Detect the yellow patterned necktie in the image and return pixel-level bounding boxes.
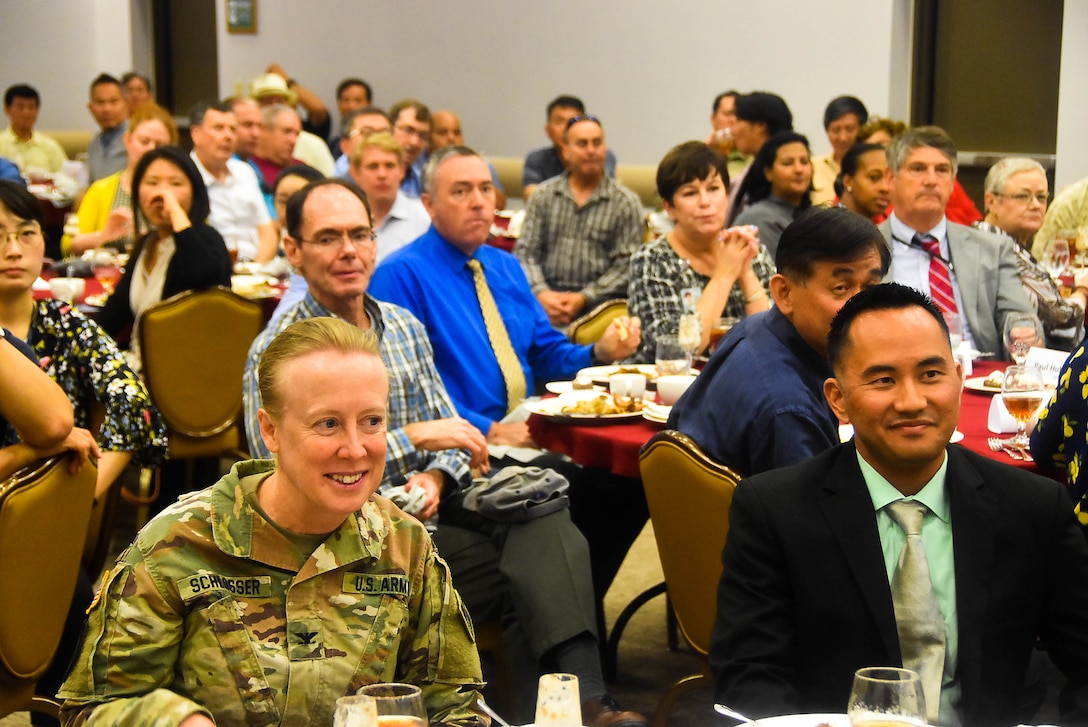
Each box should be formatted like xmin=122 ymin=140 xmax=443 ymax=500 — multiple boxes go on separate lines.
xmin=467 ymin=259 xmax=527 ymax=413
xmin=886 ymin=499 xmax=946 ymax=724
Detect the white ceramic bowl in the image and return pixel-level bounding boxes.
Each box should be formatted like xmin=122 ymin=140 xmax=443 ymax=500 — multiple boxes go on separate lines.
xmin=657 ymin=374 xmax=696 ymax=406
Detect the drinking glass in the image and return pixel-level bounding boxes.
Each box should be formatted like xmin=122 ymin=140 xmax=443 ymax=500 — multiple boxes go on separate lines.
xmin=941 ymin=311 xmax=963 ymax=351
xmin=677 ymin=313 xmax=702 ymax=368
xmin=1002 ymin=313 xmax=1044 ymax=365
xmin=535 ymin=673 xmax=581 ymax=727
xmin=1044 ymin=239 xmax=1070 ymax=279
xmin=92 ymin=252 xmax=122 ymax=296
xmin=1002 ymin=365 xmax=1045 ymax=449
xmin=847 ymin=666 xmax=926 ymax=726
xmin=356 ymin=683 xmax=427 ymax=727
xmin=709 ymin=316 xmax=740 ymax=354
xmin=334 ymin=694 xmax=378 ymax=727
xmin=655 ymin=333 xmax=688 ymax=376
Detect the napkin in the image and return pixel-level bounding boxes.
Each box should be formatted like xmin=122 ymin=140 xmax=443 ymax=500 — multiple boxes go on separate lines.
xmin=987 ymin=396 xmax=1019 ymax=434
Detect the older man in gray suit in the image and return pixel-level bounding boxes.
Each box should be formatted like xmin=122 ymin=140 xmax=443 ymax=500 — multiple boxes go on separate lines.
xmin=878 ymin=126 xmax=1035 ymax=358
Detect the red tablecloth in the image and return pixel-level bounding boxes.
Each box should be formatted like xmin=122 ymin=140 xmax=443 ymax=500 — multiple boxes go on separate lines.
xmin=528 ymin=360 xmax=1064 ymax=481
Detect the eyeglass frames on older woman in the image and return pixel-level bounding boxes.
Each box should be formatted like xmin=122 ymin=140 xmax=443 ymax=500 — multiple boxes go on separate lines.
xmin=994 ymin=191 xmax=1049 ymax=206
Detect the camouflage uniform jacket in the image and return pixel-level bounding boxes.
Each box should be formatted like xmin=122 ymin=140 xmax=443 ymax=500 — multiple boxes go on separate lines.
xmin=59 ymin=460 xmax=487 ymax=727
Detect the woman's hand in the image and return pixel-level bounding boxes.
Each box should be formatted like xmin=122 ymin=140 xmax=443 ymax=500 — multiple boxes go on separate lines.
xmin=713 ymin=225 xmax=760 ymax=280
xmin=151 ymin=189 xmax=192 ymax=234
xmin=101 ymin=208 xmax=134 ymax=242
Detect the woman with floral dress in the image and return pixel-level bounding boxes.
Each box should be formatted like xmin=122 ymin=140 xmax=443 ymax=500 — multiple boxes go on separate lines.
xmin=0 ymin=179 xmax=166 ymax=500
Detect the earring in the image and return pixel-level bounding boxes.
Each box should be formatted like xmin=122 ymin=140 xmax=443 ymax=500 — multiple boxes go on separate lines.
xmin=845 ymin=186 xmax=853 ymax=192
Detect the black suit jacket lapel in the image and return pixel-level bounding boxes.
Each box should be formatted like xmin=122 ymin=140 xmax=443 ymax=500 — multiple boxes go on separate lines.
xmin=816 ymin=445 xmax=902 ymax=660
xmin=946 ymin=445 xmax=996 ymax=710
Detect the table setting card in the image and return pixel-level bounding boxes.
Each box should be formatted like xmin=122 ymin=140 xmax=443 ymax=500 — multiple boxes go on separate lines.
xmin=1024 ymin=346 xmax=1071 ymax=388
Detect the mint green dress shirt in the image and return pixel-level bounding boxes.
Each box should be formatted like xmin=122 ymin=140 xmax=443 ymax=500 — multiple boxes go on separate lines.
xmin=858 ymin=451 xmax=962 ymax=727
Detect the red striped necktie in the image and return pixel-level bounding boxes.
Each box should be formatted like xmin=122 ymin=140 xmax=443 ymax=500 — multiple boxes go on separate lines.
xmin=916 ymin=234 xmax=958 ymax=314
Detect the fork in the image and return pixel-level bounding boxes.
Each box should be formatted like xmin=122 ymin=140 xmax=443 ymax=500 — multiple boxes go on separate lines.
xmin=988 ymin=437 xmax=1023 ymax=460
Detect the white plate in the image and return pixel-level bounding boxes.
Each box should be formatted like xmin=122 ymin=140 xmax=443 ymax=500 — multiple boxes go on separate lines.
xmin=642 ymin=402 xmax=672 ymax=423
xmin=964 ymin=376 xmax=1002 ymax=394
xmin=545 ymin=381 xmax=603 ymax=395
xmin=839 ymin=423 xmax=963 ymax=444
xmin=752 ymin=715 xmax=848 ymax=727
xmin=577 ymin=363 xmax=660 ymax=381
xmin=523 ymin=392 xmax=644 ymax=423
xmin=231 ymin=274 xmax=278 ymax=298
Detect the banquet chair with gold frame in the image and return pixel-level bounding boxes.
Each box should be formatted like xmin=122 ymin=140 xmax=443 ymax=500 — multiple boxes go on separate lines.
xmin=638 ymin=429 xmax=741 ymax=726
xmin=0 ymin=455 xmax=97 ymax=719
xmin=566 ymin=299 xmax=628 ymax=345
xmin=136 ymin=287 xmax=263 ymax=523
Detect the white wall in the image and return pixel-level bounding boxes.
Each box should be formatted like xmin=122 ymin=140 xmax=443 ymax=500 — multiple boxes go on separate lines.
xmin=0 ymin=0 xmax=135 ymax=131
xmin=1055 ymin=0 xmax=1088 ymax=191
xmin=215 ymin=0 xmax=903 ymax=164
xmin=3 ymin=0 xmax=1083 ymax=184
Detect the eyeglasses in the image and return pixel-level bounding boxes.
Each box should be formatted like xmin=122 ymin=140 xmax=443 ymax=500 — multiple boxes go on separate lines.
xmin=0 ymin=228 xmax=42 ymax=247
xmin=565 ymin=114 xmax=601 ymax=130
xmin=393 ymin=124 xmax=428 ymax=140
xmin=348 ymin=125 xmax=389 ymax=140
xmin=298 ymin=228 xmax=377 ymax=248
xmin=995 ymin=191 xmax=1049 ymax=206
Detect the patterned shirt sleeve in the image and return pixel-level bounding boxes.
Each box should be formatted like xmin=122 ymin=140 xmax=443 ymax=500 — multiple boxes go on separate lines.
xmin=581 ymin=187 xmax=642 ymax=305
xmin=31 ymin=300 xmax=167 ymax=466
xmin=379 ymin=304 xmax=472 ymax=490
xmin=515 ymin=188 xmax=552 ymax=293
xmin=1031 ymin=345 xmax=1088 ymax=506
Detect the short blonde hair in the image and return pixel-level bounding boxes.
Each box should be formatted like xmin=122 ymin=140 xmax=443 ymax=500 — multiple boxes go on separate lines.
xmin=127 ymin=102 xmax=179 ymax=145
xmin=258 ymin=317 xmax=381 ymax=420
xmin=350 ymin=131 xmax=403 ymax=168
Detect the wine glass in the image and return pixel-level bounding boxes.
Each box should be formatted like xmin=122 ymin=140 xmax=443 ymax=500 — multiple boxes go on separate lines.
xmin=92 ymin=251 xmax=122 ymax=296
xmin=941 ymin=311 xmax=963 ymax=352
xmin=677 ymin=313 xmax=701 ymax=369
xmin=1002 ymin=313 xmax=1044 ymax=365
xmin=1002 ymin=365 xmax=1045 ymax=449
xmin=847 ymin=666 xmax=927 ymax=726
xmin=1044 ymin=239 xmax=1070 ymax=280
xmin=709 ymin=316 xmax=740 ymax=354
xmin=356 ymin=683 xmax=427 ymax=727
xmin=334 ymin=694 xmax=378 ymax=727
xmin=535 ymin=673 xmax=581 ymax=727
xmin=655 ymin=333 xmax=688 ymax=376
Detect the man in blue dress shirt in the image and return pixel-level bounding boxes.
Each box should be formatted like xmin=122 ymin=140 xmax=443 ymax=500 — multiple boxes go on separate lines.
xmin=370 ymin=145 xmax=647 ymax=607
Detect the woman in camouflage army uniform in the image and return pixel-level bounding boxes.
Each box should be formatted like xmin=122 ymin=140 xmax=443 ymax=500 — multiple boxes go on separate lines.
xmin=60 ymin=318 xmax=487 ymax=727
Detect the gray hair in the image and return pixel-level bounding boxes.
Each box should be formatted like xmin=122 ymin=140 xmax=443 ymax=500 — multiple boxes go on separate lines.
xmin=984 ymin=157 xmax=1047 ymax=196
xmin=885 ymin=125 xmax=958 ymax=177
xmin=421 ymin=145 xmax=482 ymax=196
xmin=261 ymin=103 xmax=299 ymax=127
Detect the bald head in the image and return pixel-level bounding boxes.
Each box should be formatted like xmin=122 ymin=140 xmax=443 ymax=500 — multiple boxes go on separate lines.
xmin=429 ymin=110 xmax=463 ymax=151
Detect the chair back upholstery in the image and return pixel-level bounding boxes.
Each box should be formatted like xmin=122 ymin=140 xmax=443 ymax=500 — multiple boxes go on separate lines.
xmin=566 ymin=299 xmax=628 ymax=345
xmin=81 ymin=399 xmax=118 ymax=574
xmin=138 ymin=287 xmax=263 ymax=460
xmin=0 ymin=456 xmax=96 ymax=716
xmin=639 ymin=429 xmax=741 ymax=656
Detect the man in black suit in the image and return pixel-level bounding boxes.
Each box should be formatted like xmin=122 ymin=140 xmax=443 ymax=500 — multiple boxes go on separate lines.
xmin=710 ymin=283 xmax=1088 ymax=726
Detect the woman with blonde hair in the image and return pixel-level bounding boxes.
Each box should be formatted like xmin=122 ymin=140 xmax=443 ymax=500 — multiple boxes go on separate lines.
xmin=59 ymin=316 xmax=487 ymax=727
xmin=64 ymin=102 xmax=178 ymax=255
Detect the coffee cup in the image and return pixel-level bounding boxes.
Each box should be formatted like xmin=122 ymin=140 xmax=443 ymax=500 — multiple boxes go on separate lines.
xmin=657 ymin=374 xmax=696 ymax=406
xmin=609 ymin=373 xmax=647 ymax=399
